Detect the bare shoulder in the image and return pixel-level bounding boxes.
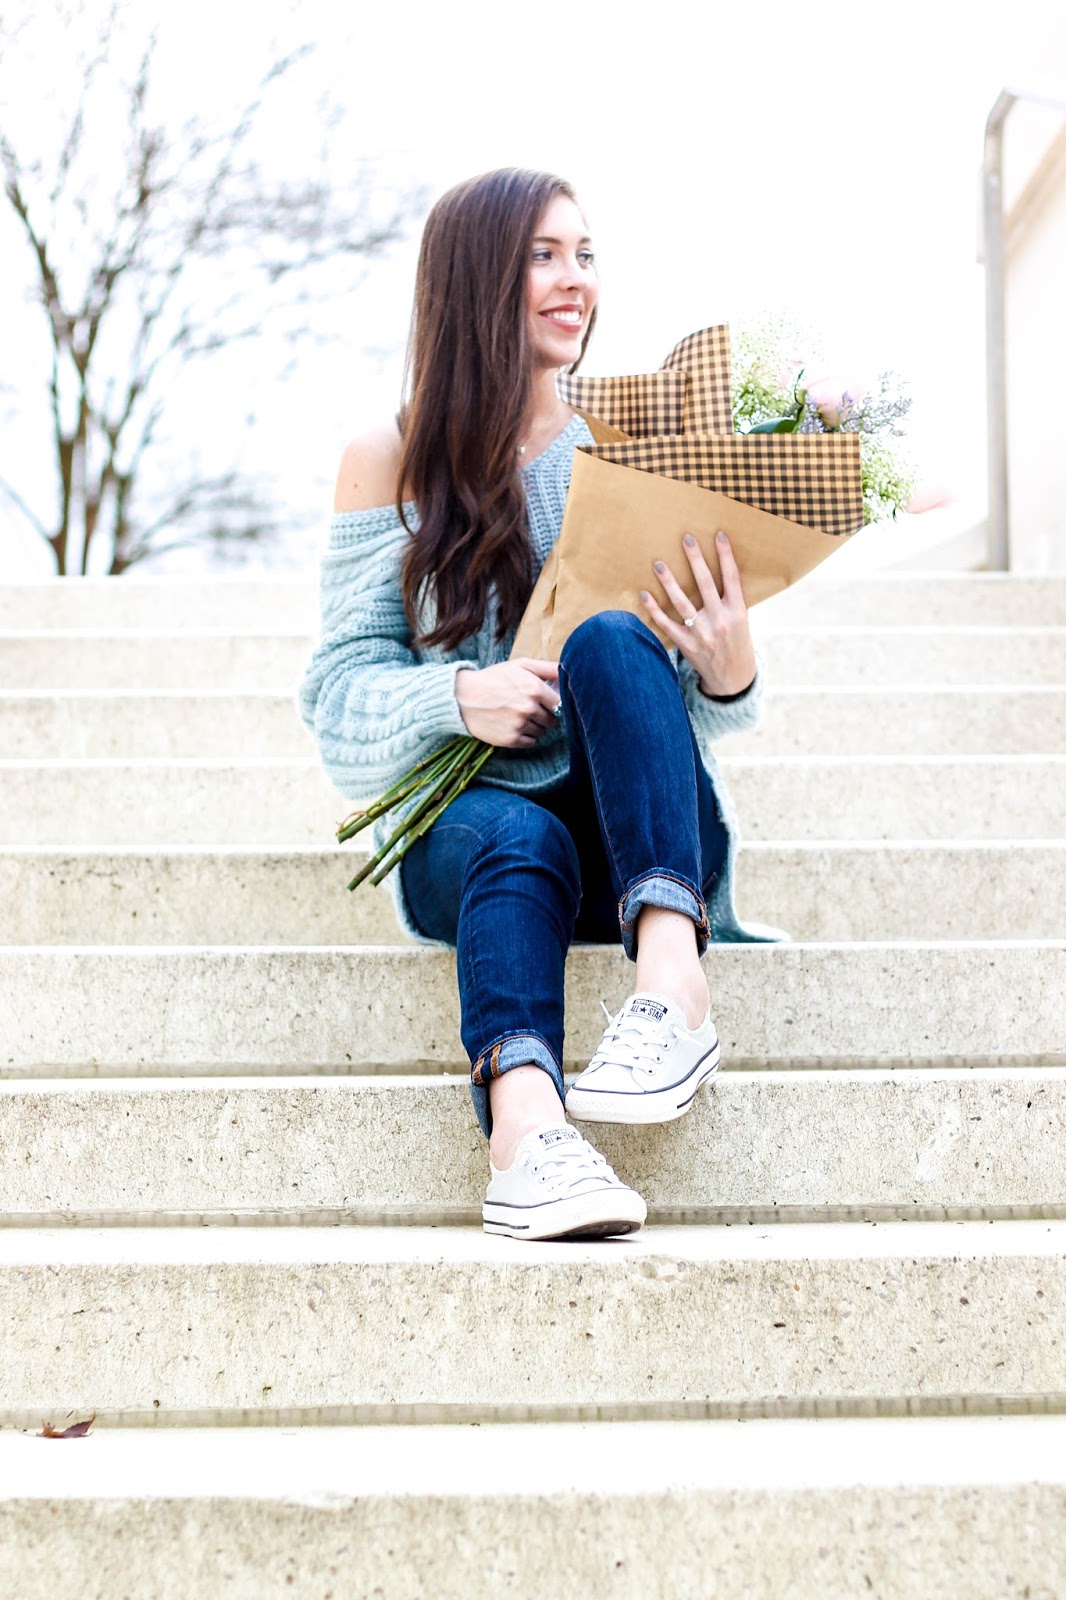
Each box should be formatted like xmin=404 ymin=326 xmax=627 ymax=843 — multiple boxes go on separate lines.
xmin=333 ymin=420 xmax=404 ymax=513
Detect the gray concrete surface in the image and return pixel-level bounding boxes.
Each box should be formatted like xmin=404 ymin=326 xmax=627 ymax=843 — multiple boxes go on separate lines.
xmin=2 ymin=754 xmax=1064 ymax=846
xmin=4 ymin=623 xmax=1065 ymax=691
xmin=7 ymin=685 xmax=1066 ymax=761
xmin=1 ymin=1069 xmax=1063 ymax=1224
xmin=1 ymin=941 xmax=1064 ymax=1073
xmin=2 ymin=841 xmax=1063 ymax=944
xmin=0 ymin=1222 xmax=1064 ymax=1419
xmin=2 ymin=1417 xmax=1065 ymax=1598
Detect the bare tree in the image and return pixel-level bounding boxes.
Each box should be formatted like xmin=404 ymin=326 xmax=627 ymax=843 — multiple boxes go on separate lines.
xmin=0 ymin=2 xmax=422 ymax=574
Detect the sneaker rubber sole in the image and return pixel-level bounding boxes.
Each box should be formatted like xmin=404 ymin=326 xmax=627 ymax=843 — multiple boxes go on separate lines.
xmin=565 ymin=1039 xmax=721 ymax=1126
xmin=482 ymin=1188 xmax=646 ymax=1241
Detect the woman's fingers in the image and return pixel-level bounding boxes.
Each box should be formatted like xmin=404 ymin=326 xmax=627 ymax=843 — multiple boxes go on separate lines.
xmin=533 ymin=681 xmax=562 ymax=712
xmin=639 ymin=585 xmax=687 ymax=649
xmin=658 ymin=532 xmax=746 ymax=618
xmin=652 ymin=558 xmax=699 ymax=624
xmin=515 ymin=661 xmax=562 ymax=714
xmin=516 ymin=658 xmax=562 ymax=682
xmin=517 ymin=686 xmax=558 ymax=726
xmin=680 ymin=533 xmax=724 ymax=613
xmin=524 ymin=690 xmax=559 ymax=729
xmin=655 ymin=536 xmax=735 ymax=624
xmin=713 ymin=530 xmax=746 ymax=608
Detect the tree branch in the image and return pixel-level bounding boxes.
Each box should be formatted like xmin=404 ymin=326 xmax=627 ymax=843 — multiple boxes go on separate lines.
xmin=1 ymin=9 xmax=421 ymax=574
xmin=0 ymin=474 xmax=49 ymax=538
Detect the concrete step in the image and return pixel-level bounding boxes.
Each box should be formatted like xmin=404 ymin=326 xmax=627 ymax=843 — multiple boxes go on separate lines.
xmin=760 ymin=571 xmax=1066 ymax=626
xmin=4 ymin=625 xmax=1065 ymax=693
xmin=2 ymin=1417 xmax=1064 ymax=1599
xmin=718 ymin=685 xmax=1066 ymax=757
xmin=752 ymin=625 xmax=1066 ymax=686
xmin=0 ymin=1221 xmax=1063 ymax=1423
xmin=0 ymin=577 xmax=318 ymax=632
xmin=0 ymin=846 xmax=403 ymax=946
xmin=5 ymin=573 xmax=1064 ymax=631
xmin=2 ymin=755 xmax=1064 ymax=846
xmin=2 ymin=1069 xmax=1062 ymax=1225
xmin=0 ymin=691 xmax=315 ymax=759
xmin=6 ymin=685 xmax=1066 ymax=760
xmin=738 ymin=841 xmax=1066 ymax=941
xmin=4 ymin=572 xmax=1056 ymax=633
xmin=4 ymin=842 xmax=1064 ymax=945
xmin=1 ymin=942 xmax=1063 ymax=1075
xmin=0 ymin=629 xmax=309 ymax=692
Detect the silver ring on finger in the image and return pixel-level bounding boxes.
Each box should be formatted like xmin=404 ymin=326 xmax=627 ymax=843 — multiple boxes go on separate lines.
xmin=683 ymin=611 xmax=699 ymax=629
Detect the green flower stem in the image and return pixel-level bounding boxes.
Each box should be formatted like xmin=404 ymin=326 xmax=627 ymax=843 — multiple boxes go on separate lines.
xmin=336 ymin=735 xmax=472 ymax=842
xmin=362 ymin=743 xmax=475 ymax=856
xmin=336 ymin=740 xmax=463 ymax=839
xmin=342 ymin=737 xmax=491 ymax=892
xmin=367 ymin=742 xmax=494 ymax=888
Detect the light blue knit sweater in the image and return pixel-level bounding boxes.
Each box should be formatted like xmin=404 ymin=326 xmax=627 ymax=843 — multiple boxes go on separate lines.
xmin=298 ymin=414 xmax=783 ymax=944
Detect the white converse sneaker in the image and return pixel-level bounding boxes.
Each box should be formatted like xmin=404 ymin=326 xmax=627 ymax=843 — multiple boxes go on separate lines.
xmin=482 ymin=1124 xmax=646 ymax=1240
xmin=565 ymin=992 xmax=721 ymax=1125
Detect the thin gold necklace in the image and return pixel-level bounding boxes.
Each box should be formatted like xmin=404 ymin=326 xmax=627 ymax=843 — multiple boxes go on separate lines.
xmin=518 ymin=410 xmax=569 ymax=457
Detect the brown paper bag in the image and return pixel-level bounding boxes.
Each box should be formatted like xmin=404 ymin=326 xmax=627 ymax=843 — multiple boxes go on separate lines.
xmin=512 ymin=450 xmax=853 ymax=659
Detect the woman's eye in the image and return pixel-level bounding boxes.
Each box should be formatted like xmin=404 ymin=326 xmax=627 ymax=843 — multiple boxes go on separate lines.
xmin=531 ymin=248 xmax=596 ymax=266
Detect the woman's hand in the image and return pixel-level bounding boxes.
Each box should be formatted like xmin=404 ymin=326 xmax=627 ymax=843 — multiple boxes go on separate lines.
xmin=455 ymin=658 xmax=562 ymax=747
xmin=640 ymin=530 xmax=757 ymax=697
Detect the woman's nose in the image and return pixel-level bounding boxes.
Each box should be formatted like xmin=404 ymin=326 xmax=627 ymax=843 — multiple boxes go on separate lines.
xmin=557 ymin=255 xmax=586 ymax=290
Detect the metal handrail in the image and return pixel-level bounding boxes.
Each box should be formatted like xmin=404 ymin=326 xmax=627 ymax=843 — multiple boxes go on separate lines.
xmin=983 ymin=87 xmax=1066 ymax=569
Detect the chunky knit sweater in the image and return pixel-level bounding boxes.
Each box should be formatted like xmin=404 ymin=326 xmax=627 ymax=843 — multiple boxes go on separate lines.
xmin=298 ymin=413 xmax=784 ymax=944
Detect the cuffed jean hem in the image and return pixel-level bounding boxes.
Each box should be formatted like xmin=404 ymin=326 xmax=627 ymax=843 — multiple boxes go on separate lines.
xmin=470 ymin=1031 xmax=566 ymax=1140
xmin=619 ymin=871 xmax=710 ymax=960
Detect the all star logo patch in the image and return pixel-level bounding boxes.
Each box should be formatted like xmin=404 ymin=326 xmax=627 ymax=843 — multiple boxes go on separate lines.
xmin=629 ymin=998 xmax=667 ymax=1023
xmin=539 ymin=1127 xmax=581 ymax=1149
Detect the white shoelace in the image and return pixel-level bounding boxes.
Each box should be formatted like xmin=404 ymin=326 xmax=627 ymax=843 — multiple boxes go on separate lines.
xmin=585 ymin=999 xmax=682 ymax=1079
xmin=531 ymin=1140 xmax=612 ymax=1190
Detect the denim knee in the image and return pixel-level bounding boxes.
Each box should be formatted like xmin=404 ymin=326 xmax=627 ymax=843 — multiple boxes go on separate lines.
xmin=562 ymin=609 xmax=664 ymax=672
xmin=464 ymin=800 xmax=582 ymax=926
xmin=470 ymin=798 xmax=579 ymax=877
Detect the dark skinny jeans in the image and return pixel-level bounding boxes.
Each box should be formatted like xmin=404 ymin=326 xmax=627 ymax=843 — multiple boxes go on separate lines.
xmin=401 ymin=611 xmax=728 ymax=1137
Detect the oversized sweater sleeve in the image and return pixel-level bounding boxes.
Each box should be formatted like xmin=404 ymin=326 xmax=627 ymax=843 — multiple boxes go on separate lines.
xmin=676 ymin=649 xmax=766 ymax=746
xmin=297 ymin=505 xmax=474 ymax=803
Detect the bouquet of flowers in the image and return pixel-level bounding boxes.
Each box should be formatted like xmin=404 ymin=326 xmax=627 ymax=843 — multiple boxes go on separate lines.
xmin=337 ymin=320 xmax=910 ymax=890
xmin=731 ymin=318 xmax=917 ymax=524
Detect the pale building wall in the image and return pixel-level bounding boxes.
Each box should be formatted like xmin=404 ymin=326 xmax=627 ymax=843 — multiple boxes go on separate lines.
xmin=1002 ymin=27 xmax=1066 ymax=569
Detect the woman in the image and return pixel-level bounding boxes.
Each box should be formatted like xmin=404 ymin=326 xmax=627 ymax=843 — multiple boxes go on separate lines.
xmin=299 ymin=168 xmax=778 ymax=1243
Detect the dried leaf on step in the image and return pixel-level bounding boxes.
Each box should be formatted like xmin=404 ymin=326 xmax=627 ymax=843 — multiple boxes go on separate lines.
xmin=38 ymin=1413 xmax=96 ymax=1438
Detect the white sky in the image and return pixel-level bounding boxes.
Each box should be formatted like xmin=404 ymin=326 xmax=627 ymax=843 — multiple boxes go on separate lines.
xmin=2 ymin=0 xmax=1064 ymax=576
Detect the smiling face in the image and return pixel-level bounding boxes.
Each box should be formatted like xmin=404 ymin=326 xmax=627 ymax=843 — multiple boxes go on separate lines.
xmin=525 ymin=192 xmax=599 ymax=371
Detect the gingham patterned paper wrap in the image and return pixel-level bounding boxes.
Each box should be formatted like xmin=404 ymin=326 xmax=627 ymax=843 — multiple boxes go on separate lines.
xmin=660 ymin=324 xmax=734 ymax=434
xmin=557 ymin=368 xmax=687 ymax=438
xmin=558 ymin=324 xmax=733 ymax=439
xmin=581 ymin=432 xmax=864 ymax=537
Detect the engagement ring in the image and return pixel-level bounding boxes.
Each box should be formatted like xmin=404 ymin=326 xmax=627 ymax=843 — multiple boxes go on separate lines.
xmin=683 ymin=614 xmax=697 ymax=628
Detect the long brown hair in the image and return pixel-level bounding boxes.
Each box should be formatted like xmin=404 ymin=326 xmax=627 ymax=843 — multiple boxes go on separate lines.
xmin=398 ymin=168 xmax=595 ymax=651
